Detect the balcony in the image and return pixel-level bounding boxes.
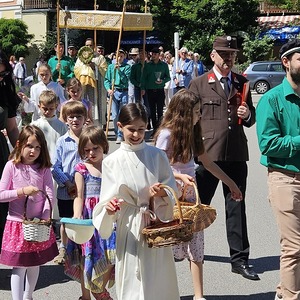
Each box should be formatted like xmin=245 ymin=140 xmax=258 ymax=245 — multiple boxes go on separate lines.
xmin=23 ymin=0 xmax=90 ymax=10
xmin=22 ymin=0 xmax=143 ymax=11
xmin=259 ymin=1 xmax=300 ymax=14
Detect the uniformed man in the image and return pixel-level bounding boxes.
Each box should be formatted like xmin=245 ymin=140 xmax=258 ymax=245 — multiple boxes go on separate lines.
xmin=189 ymin=35 xmax=258 ymax=281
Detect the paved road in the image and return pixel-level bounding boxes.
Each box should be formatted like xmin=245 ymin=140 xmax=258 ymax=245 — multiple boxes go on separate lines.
xmin=0 ymin=92 xmax=280 ymax=299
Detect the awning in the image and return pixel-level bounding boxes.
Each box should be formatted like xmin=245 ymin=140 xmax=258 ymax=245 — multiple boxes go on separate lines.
xmin=258 ymin=15 xmax=300 ymax=29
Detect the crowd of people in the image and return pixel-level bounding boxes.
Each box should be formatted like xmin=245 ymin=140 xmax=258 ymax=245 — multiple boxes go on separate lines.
xmin=0 ymin=34 xmax=300 ymax=300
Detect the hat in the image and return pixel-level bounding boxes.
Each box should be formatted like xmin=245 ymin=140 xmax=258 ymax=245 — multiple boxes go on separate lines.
xmin=97 ymin=45 xmax=105 ymax=49
xmin=279 ymin=39 xmax=300 ymax=58
xmin=118 ymin=48 xmax=126 ymax=54
xmin=61 ymin=218 xmax=95 ymax=244
xmin=129 ymin=48 xmax=139 ymax=55
xmin=213 ymin=36 xmax=239 ymax=52
xmin=54 ymin=41 xmax=64 ymax=47
xmin=151 ymin=47 xmax=160 ymax=54
xmin=68 ymin=44 xmax=76 ymax=49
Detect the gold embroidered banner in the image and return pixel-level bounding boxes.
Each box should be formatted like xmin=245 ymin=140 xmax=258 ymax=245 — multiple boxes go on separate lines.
xmin=59 ymin=10 xmax=153 ymax=31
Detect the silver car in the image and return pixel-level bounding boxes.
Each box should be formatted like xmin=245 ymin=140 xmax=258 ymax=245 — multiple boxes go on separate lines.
xmin=242 ymin=61 xmax=285 ymax=94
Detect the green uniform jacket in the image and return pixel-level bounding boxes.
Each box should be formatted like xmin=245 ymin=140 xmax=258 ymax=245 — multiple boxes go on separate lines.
xmin=104 ymin=62 xmax=131 ymax=90
xmin=256 ymin=77 xmax=300 ymax=172
xmin=141 ymin=60 xmax=170 ymax=90
xmin=48 ymin=55 xmax=74 ymax=85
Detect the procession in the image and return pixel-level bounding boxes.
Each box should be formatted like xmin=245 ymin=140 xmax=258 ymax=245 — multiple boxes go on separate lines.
xmin=1 ymin=0 xmax=300 ymax=300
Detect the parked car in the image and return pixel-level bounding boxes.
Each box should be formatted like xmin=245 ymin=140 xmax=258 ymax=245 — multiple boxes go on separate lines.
xmin=242 ymin=61 xmax=285 ymax=94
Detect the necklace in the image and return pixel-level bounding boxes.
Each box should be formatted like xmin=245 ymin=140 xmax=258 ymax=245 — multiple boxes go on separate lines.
xmin=126 ymin=152 xmax=141 ymax=169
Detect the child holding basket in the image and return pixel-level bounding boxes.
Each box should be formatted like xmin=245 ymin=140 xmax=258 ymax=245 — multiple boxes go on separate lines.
xmin=154 ymin=89 xmax=242 ymax=300
xmin=0 ymin=125 xmax=58 ymax=300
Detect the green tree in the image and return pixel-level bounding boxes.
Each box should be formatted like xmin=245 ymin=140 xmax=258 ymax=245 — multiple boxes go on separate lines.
xmin=0 ymin=18 xmax=34 ymax=58
xmin=148 ymin=0 xmax=260 ymax=63
xmin=236 ymin=33 xmax=274 ymax=72
xmin=267 ymin=0 xmax=300 ymax=11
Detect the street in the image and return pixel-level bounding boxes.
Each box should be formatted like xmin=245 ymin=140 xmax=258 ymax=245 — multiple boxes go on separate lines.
xmin=0 ymin=92 xmax=281 ymax=299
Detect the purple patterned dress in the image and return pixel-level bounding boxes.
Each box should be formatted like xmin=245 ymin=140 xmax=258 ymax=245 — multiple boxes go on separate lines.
xmin=64 ymin=163 xmax=116 ymax=293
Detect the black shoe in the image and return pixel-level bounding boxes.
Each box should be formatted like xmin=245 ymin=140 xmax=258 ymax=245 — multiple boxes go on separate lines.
xmin=231 ymin=264 xmax=260 ymax=281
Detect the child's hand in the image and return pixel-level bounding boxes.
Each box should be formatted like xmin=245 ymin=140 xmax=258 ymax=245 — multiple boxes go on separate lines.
xmin=230 ymin=183 xmax=243 ymax=202
xmin=149 ymin=183 xmax=167 ymax=198
xmin=177 ymin=174 xmax=194 ymax=186
xmin=105 ymin=198 xmax=123 ymax=215
xmin=23 ymin=186 xmax=39 ymax=196
xmin=17 ymin=92 xmax=29 ymax=103
xmin=66 ymin=182 xmax=77 ymax=199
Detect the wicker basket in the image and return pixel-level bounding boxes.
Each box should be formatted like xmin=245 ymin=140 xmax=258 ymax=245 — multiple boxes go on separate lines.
xmin=22 ymin=190 xmax=52 ymax=242
xmin=173 ymin=182 xmax=217 ymax=232
xmin=142 ymin=185 xmax=194 ymax=248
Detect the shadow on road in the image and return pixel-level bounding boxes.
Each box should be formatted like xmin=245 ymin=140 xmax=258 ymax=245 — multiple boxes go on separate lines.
xmin=0 ymin=264 xmax=74 ymax=291
xmin=204 ymin=255 xmax=280 ymax=273
xmin=181 ymin=292 xmax=275 ymax=300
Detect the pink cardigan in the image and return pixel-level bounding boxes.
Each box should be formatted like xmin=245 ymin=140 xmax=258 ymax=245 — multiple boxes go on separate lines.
xmin=0 ymin=160 xmax=54 ymax=222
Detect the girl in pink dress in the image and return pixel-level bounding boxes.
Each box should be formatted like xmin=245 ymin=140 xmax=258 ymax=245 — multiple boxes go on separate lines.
xmin=155 ymin=89 xmax=242 ymax=300
xmin=0 ymin=125 xmax=58 ymax=300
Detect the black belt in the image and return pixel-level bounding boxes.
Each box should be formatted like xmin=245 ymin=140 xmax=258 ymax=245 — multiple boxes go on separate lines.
xmin=115 ymin=88 xmax=128 ymax=92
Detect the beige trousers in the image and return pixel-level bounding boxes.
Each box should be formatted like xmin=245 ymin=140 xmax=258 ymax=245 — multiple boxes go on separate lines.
xmin=268 ymin=169 xmax=300 ymax=299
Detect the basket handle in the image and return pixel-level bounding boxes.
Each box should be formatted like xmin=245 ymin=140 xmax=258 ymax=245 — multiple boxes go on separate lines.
xmin=181 ymin=182 xmax=202 ymax=205
xmin=23 ymin=190 xmax=53 ymax=221
xmin=159 ymin=184 xmax=183 ymax=224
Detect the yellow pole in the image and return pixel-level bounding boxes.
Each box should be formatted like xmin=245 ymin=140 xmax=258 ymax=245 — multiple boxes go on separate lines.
xmin=142 ymin=0 xmax=149 ymax=63
xmin=56 ymin=0 xmax=61 ymax=80
xmin=105 ymin=0 xmax=128 ymax=137
xmin=94 ymin=0 xmax=97 ymax=49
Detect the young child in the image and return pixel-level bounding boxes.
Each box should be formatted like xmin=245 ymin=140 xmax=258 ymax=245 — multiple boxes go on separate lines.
xmin=154 ymin=89 xmax=243 ymax=300
xmin=93 ymin=103 xmax=181 ymax=300
xmin=0 ymin=125 xmax=58 ymax=300
xmin=31 ymin=90 xmax=68 ymax=163
xmin=52 ymin=101 xmax=87 ymax=264
xmin=65 ymin=126 xmax=115 ymax=300
xmin=60 ymin=78 xmax=93 ymax=125
xmin=19 ymin=63 xmax=67 ymax=121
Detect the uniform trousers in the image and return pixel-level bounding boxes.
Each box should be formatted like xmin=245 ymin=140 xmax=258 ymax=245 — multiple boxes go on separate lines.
xmin=146 ymin=88 xmax=165 ymax=133
xmin=196 ymin=161 xmax=250 ymax=266
xmin=268 ymin=168 xmax=300 ymax=300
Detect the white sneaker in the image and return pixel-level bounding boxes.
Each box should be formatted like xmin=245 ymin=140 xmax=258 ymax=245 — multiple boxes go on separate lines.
xmin=274 ymin=294 xmax=282 ymax=300
xmin=193 ymin=297 xmax=206 ymax=300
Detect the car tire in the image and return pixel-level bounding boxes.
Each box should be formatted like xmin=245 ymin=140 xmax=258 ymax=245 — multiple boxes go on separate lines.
xmin=255 ymin=80 xmax=269 ymax=94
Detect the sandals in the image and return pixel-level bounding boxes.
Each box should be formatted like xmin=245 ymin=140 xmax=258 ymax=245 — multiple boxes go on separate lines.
xmin=92 ymin=289 xmax=113 ymax=300
xmin=53 ymin=247 xmax=66 ymax=265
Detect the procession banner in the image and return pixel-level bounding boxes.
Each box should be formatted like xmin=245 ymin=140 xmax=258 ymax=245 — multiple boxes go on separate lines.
xmin=59 ymin=10 xmax=153 ymax=31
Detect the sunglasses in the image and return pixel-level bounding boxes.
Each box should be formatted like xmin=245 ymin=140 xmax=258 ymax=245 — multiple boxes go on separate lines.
xmin=0 ymin=71 xmax=10 ymax=78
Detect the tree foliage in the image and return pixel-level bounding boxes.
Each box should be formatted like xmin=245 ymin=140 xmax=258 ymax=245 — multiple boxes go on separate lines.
xmin=148 ymin=0 xmax=260 ymax=63
xmin=0 ymin=18 xmax=34 ymax=58
xmin=238 ymin=33 xmax=274 ymax=71
xmin=267 ymin=0 xmax=300 ymax=11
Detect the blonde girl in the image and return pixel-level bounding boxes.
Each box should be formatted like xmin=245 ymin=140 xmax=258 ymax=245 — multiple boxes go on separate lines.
xmin=60 ymin=78 xmax=93 ymax=125
xmin=19 ymin=63 xmax=67 ymax=121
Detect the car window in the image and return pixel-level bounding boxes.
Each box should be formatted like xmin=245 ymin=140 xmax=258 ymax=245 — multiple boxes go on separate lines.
xmin=270 ymin=63 xmax=284 ymax=72
xmin=252 ymin=64 xmax=268 ymax=71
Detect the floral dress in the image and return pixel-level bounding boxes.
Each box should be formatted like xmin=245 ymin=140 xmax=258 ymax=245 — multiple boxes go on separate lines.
xmin=64 ymin=163 xmax=116 ymax=293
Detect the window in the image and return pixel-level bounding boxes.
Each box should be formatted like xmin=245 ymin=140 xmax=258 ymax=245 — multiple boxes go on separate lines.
xmin=252 ymin=64 xmax=268 ymax=71
xmin=270 ymin=63 xmax=283 ymax=72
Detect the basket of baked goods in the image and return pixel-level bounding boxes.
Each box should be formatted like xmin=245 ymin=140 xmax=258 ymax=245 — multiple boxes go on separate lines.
xmin=173 ymin=182 xmax=217 ymax=232
xmin=142 ymin=184 xmax=194 ymax=248
xmin=22 ymin=190 xmax=52 ymax=242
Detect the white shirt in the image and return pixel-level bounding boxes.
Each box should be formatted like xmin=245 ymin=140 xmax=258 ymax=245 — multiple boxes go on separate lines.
xmin=23 ymin=81 xmax=67 ymax=121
